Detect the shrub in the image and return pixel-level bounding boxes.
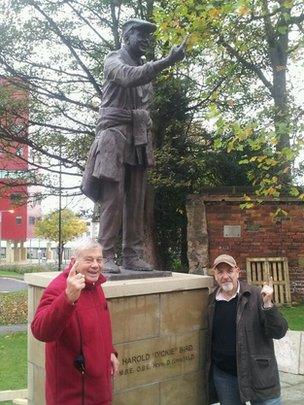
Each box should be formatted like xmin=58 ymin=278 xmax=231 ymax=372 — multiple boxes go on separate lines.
xmin=0 ymin=263 xmax=58 ymax=275
xmin=0 ymin=290 xmax=28 ymax=325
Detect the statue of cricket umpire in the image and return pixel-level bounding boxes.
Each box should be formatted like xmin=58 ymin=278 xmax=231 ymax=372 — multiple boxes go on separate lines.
xmin=81 ymin=19 xmax=186 ymax=273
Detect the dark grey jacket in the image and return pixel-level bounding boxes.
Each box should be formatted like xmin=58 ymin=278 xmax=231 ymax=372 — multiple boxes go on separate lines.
xmin=206 ymin=281 xmax=288 ymax=404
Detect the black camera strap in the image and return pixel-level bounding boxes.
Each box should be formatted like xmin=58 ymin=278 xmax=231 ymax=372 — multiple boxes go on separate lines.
xmin=75 ymin=310 xmax=85 ymax=405
xmin=74 ymin=311 xmax=85 ymax=374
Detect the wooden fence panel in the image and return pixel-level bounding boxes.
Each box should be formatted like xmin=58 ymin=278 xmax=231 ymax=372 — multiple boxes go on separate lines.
xmin=246 ymin=257 xmax=291 ymax=306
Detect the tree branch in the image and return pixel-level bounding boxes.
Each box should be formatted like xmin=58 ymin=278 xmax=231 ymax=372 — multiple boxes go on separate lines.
xmin=218 ymin=36 xmax=274 ymax=96
xmin=0 ymin=125 xmax=84 ymax=170
xmin=30 ymin=1 xmax=103 ymax=98
xmin=0 ymin=146 xmax=82 ymax=176
xmin=261 ymin=0 xmax=276 ymax=45
xmin=289 ymin=12 xmax=304 ymax=25
xmin=0 ymin=55 xmax=98 ymax=111
xmin=65 ymin=1 xmax=114 ymax=50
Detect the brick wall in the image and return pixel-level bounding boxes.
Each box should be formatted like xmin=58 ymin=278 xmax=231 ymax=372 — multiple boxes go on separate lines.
xmin=187 ymin=194 xmax=304 ymax=303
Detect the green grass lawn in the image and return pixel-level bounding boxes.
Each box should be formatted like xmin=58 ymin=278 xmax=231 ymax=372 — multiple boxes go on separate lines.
xmin=280 ymin=304 xmax=304 ymax=331
xmin=0 ymin=332 xmax=27 ymax=391
xmin=0 ymin=290 xmax=28 ymax=325
xmin=0 ymin=270 xmax=23 ymax=279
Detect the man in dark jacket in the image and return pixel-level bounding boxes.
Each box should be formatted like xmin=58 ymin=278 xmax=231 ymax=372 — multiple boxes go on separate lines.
xmin=206 ymin=254 xmax=288 ymax=405
xmin=81 ymin=19 xmax=187 ymax=273
xmin=31 ymin=239 xmax=119 ymax=405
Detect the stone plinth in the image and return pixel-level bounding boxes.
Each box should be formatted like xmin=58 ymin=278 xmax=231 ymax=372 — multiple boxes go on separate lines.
xmin=25 ymin=272 xmax=213 ymax=405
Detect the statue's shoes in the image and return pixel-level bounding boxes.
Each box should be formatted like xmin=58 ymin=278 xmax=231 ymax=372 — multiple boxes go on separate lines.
xmin=122 ymin=256 xmax=154 ymax=272
xmin=103 ymin=258 xmax=121 ymax=274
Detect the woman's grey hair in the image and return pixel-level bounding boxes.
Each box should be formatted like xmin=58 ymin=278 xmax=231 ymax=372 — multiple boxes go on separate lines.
xmin=73 ymin=239 xmax=102 ymax=259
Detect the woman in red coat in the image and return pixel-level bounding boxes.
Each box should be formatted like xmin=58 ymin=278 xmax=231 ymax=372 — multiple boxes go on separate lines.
xmin=31 ymin=240 xmax=119 ymax=405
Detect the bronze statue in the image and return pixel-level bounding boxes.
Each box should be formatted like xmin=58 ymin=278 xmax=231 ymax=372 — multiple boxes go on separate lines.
xmin=81 ymin=19 xmax=186 ymax=273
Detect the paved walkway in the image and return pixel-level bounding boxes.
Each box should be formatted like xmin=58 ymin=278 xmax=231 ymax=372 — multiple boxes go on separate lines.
xmin=0 ymin=323 xmax=27 ymax=334
xmin=280 ymin=371 xmax=304 ymax=404
xmin=212 ymin=372 xmax=304 ymax=405
xmin=0 ymin=277 xmax=27 ymax=292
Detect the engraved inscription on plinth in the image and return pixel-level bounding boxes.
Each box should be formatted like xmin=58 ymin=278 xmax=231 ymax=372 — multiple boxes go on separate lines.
xmin=115 ymin=332 xmax=200 ymax=390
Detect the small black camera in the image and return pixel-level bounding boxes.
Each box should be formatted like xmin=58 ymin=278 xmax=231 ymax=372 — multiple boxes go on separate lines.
xmin=74 ymin=354 xmax=86 ymax=374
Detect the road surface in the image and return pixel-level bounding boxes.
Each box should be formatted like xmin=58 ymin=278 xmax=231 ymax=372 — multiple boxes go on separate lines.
xmin=0 ymin=277 xmax=27 ymax=293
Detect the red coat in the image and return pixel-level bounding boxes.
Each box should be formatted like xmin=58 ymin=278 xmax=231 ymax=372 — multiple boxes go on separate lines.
xmin=31 ymin=265 xmax=115 ymax=405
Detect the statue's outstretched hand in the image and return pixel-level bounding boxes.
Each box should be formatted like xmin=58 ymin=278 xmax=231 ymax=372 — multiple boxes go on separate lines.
xmin=168 ymin=35 xmax=188 ymax=65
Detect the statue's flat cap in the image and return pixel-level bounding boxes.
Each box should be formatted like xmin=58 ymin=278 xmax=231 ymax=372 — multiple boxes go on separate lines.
xmin=122 ymin=19 xmax=156 ymax=35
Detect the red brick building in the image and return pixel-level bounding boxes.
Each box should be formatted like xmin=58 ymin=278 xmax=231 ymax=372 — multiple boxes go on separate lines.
xmin=0 ymin=78 xmax=41 ymax=261
xmin=187 ymin=189 xmax=304 ymax=303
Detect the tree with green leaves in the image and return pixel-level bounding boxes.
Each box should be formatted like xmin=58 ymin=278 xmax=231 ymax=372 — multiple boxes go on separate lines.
xmin=35 ymin=208 xmax=88 ymax=260
xmin=150 ymin=71 xmax=257 ymax=269
xmin=155 ymin=0 xmax=304 ymax=200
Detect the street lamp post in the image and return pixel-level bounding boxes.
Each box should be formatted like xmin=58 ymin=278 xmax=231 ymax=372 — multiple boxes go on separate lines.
xmin=0 ymin=209 xmax=15 ymax=261
xmin=58 ymin=140 xmax=63 ymax=271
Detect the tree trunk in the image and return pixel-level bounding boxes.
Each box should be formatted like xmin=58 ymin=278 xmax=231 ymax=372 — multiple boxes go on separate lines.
xmin=58 ymin=242 xmax=65 ymax=271
xmin=271 ymin=40 xmax=290 ymax=149
xmin=144 ymin=184 xmax=163 ymax=270
xmin=269 ymin=5 xmax=292 ymax=184
xmin=180 ymin=213 xmax=189 ymax=271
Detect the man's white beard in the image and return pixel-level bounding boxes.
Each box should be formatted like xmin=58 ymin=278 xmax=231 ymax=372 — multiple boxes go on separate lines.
xmin=221 ymin=282 xmax=234 ymax=292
